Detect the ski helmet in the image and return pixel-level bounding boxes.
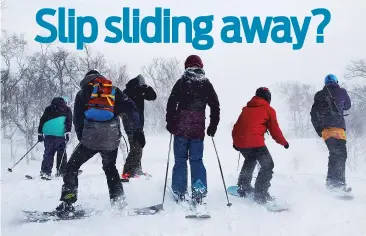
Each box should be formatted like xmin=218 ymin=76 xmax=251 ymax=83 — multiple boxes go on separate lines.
xmin=324 ymin=74 xmax=338 ymax=84
xmin=256 ymin=87 xmax=271 ymax=104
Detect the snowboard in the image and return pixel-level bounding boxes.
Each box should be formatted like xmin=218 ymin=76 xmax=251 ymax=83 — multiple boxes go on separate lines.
xmin=167 ymin=179 xmax=211 ymax=219
xmin=22 ymin=208 xmax=97 ymax=223
xmin=227 ymin=186 xmax=290 ymax=213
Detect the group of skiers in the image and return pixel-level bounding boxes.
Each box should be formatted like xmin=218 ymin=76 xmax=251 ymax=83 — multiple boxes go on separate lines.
xmin=36 ymin=54 xmax=352 ymax=214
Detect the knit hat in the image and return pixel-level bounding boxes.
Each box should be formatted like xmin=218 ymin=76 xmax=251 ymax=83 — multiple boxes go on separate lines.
xmin=256 ymin=87 xmax=271 ymax=104
xmin=85 ymin=69 xmax=100 ymax=77
xmin=184 ymin=55 xmax=203 ymax=69
xmin=324 ymin=74 xmax=338 ymax=84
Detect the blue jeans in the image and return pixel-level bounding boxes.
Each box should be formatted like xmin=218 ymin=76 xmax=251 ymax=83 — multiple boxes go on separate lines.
xmin=172 ymin=136 xmax=207 ymax=198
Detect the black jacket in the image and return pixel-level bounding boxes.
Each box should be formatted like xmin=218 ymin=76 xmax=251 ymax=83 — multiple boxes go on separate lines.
xmin=38 ymin=97 xmax=72 ymax=135
xmin=123 ymin=74 xmax=157 ymax=130
xmin=74 ymin=73 xmax=142 ymax=142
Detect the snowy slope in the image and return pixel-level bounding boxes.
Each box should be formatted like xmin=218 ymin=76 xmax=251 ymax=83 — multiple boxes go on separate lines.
xmin=1 ymin=135 xmax=366 ymax=236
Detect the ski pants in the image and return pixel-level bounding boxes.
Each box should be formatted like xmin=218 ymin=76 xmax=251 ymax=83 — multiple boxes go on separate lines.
xmin=325 ymin=138 xmax=347 ymax=187
xmin=41 ymin=136 xmax=67 ymax=175
xmin=237 ymin=146 xmax=274 ymax=196
xmin=171 ymin=136 xmax=207 ymax=198
xmin=60 ymin=144 xmax=124 ymax=204
xmin=122 ymin=134 xmax=143 ymax=176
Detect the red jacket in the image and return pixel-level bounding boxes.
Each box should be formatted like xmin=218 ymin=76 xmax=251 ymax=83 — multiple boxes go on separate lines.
xmin=232 ymin=96 xmax=288 ymax=148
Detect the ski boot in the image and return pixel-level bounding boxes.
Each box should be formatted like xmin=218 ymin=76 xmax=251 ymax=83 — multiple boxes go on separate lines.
xmin=191 ymin=197 xmax=209 ymax=217
xmin=237 ymin=185 xmax=254 ymax=198
xmin=254 ymin=192 xmax=275 ymax=205
xmin=40 ymin=172 xmax=52 ymax=180
xmin=55 ymin=201 xmax=75 ymax=217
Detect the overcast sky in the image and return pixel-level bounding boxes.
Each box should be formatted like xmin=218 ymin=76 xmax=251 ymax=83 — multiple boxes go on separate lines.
xmin=2 ymin=0 xmax=366 ymax=129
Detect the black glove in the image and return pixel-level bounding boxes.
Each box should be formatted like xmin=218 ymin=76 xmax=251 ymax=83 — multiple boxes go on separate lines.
xmin=38 ymin=134 xmax=44 ymax=142
xmin=134 ymin=130 xmax=146 ymax=148
xmin=233 ymin=144 xmax=240 ymax=151
xmin=284 ymin=142 xmax=289 ymax=149
xmin=207 ymin=125 xmax=217 ymax=137
xmin=65 ymin=133 xmax=70 ymax=143
xmin=166 ymin=123 xmax=174 ymax=134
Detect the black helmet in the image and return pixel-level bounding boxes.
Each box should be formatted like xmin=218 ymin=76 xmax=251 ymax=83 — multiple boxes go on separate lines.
xmin=256 ymin=87 xmax=271 ymax=104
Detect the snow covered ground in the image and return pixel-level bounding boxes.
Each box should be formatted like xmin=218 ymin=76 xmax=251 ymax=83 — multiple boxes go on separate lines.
xmin=1 ymin=135 xmax=366 ymax=236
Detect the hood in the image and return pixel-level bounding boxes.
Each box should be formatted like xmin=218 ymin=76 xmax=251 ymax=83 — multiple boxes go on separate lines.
xmin=246 ymin=96 xmax=269 ymax=107
xmin=51 ymin=97 xmax=67 ymax=107
xmin=80 ymin=73 xmax=105 ymax=88
xmin=324 ymin=82 xmax=340 ymax=89
xmin=182 ymin=67 xmax=206 ymax=81
xmin=126 ymin=74 xmax=145 ymax=89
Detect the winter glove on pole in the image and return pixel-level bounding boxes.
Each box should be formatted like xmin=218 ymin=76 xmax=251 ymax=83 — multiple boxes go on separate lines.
xmin=284 ymin=142 xmax=289 ymax=149
xmin=38 ymin=134 xmax=44 ymax=142
xmin=134 ymin=130 xmax=146 ymax=148
xmin=207 ymin=125 xmax=217 ymax=137
xmin=166 ymin=123 xmax=173 ymax=134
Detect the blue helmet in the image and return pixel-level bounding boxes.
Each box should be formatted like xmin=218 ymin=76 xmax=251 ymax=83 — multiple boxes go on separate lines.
xmin=324 ymin=74 xmax=338 ymax=84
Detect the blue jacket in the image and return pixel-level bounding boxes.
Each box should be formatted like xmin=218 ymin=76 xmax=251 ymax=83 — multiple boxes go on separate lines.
xmin=311 ymin=82 xmax=351 ymax=134
xmin=38 ymin=97 xmax=72 ymax=137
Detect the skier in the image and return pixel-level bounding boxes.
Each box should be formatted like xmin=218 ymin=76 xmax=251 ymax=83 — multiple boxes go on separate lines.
xmin=166 ymin=55 xmax=220 ymax=205
xmin=121 ymin=74 xmax=157 ymax=180
xmin=38 ymin=96 xmax=72 ymax=179
xmin=55 ymin=70 xmax=145 ymax=213
xmin=310 ymin=74 xmax=351 ymax=191
xmin=232 ymin=87 xmax=289 ymax=204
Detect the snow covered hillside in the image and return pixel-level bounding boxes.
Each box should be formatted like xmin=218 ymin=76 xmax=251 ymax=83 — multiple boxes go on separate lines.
xmin=1 ymin=135 xmax=366 ymax=236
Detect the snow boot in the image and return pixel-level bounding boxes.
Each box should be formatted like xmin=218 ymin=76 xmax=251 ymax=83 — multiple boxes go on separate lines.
xmin=40 ymin=172 xmax=52 ymax=180
xmin=237 ymin=185 xmax=254 ymax=198
xmin=191 ymin=197 xmax=208 ymax=215
xmin=254 ymin=192 xmax=275 ymax=205
xmin=55 ymin=201 xmax=75 ymax=216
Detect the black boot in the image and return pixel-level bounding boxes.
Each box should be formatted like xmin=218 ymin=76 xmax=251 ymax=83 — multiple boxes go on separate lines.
xmin=56 ymin=201 xmax=75 ymax=214
xmin=237 ymin=185 xmax=254 ymax=197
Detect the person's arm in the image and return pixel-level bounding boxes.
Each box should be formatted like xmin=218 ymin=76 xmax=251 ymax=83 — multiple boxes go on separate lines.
xmin=140 ymin=85 xmax=157 ymax=101
xmin=267 ymin=107 xmax=288 ymax=146
xmin=65 ymin=107 xmax=72 ymax=133
xmin=115 ymin=88 xmax=142 ymax=132
xmin=343 ymin=89 xmax=352 ymax=111
xmin=38 ymin=108 xmax=49 ymax=134
xmin=73 ymin=92 xmax=84 ymax=141
xmin=310 ymin=92 xmax=323 ymax=137
xmin=166 ymin=80 xmax=180 ymax=125
xmin=205 ymin=81 xmax=220 ymax=130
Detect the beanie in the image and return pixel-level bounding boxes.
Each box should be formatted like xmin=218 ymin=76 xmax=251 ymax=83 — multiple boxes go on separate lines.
xmin=256 ymin=87 xmax=271 ymax=104
xmin=184 ymin=55 xmax=203 ymax=69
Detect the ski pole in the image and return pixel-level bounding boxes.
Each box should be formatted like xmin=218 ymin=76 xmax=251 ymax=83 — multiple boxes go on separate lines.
xmin=211 ymin=137 xmax=232 ymax=207
xmin=57 ymin=140 xmax=68 ymax=175
xmin=122 ymin=134 xmax=129 ymax=156
xmin=161 ymin=134 xmax=173 ymax=208
xmin=7 ymin=142 xmax=39 ymax=172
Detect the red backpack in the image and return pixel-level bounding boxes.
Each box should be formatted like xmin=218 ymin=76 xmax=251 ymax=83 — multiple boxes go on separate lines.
xmin=84 ymin=77 xmax=116 ymax=121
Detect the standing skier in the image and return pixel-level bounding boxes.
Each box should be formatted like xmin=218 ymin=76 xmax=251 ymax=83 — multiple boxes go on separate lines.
xmin=121 ymin=74 xmax=156 ymax=180
xmin=232 ymin=87 xmax=289 ymax=204
xmin=55 ymin=70 xmax=145 ymax=213
xmin=38 ymin=97 xmax=72 ymax=180
xmin=311 ymin=74 xmax=351 ymax=191
xmin=166 ymin=55 xmax=220 ymax=205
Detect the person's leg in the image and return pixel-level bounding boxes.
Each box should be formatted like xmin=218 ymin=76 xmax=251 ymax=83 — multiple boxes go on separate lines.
xmin=122 ymin=135 xmax=142 ymax=177
xmin=100 ymin=148 xmax=125 ymax=203
xmin=325 ymin=138 xmax=348 ymax=188
xmin=253 ymin=146 xmax=274 ymax=204
xmin=237 ymin=149 xmax=257 ymax=197
xmin=55 ymin=137 xmax=67 ymax=176
xmin=172 ymin=136 xmax=189 ymax=197
xmin=58 ymin=144 xmax=96 ymax=208
xmin=188 ymin=138 xmax=206 ymax=199
xmin=41 ymin=136 xmax=57 ymax=176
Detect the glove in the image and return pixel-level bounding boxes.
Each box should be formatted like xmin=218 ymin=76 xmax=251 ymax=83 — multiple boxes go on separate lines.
xmin=233 ymin=144 xmax=240 ymax=151
xmin=65 ymin=133 xmax=70 ymax=143
xmin=284 ymin=142 xmax=289 ymax=149
xmin=207 ymin=125 xmax=217 ymax=137
xmin=134 ymin=130 xmax=146 ymax=148
xmin=166 ymin=123 xmax=174 ymax=134
xmin=38 ymin=134 xmax=44 ymax=142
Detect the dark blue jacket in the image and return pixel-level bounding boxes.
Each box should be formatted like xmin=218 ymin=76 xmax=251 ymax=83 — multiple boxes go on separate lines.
xmin=311 ymin=82 xmax=351 ymax=134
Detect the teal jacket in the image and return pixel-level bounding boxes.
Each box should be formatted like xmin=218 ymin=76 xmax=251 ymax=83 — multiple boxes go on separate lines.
xmin=38 ymin=97 xmax=72 ymax=137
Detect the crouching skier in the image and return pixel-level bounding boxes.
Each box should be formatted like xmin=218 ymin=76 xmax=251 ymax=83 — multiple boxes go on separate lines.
xmin=232 ymin=87 xmax=289 ymax=204
xmin=166 ymin=55 xmax=220 ymax=208
xmin=55 ymin=70 xmax=145 ymax=214
xmin=38 ymin=96 xmax=72 ymax=179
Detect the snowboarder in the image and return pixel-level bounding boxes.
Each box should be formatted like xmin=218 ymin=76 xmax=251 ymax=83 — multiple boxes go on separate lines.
xmin=232 ymin=87 xmax=289 ymax=204
xmin=121 ymin=74 xmax=157 ymax=180
xmin=38 ymin=96 xmax=72 ymax=180
xmin=310 ymin=74 xmax=351 ymax=191
xmin=55 ymin=70 xmax=145 ymax=214
xmin=166 ymin=55 xmax=220 ymax=205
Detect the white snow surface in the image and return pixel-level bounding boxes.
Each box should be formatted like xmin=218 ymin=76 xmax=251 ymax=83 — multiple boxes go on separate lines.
xmin=1 ymin=135 xmax=366 ymax=236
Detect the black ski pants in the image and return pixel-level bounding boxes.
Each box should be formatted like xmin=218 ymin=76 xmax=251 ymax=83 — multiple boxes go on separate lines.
xmin=60 ymin=144 xmax=124 ymax=204
xmin=122 ymin=134 xmax=143 ymax=176
xmin=237 ymin=146 xmax=274 ymax=196
xmin=325 ymin=138 xmax=347 ymax=187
